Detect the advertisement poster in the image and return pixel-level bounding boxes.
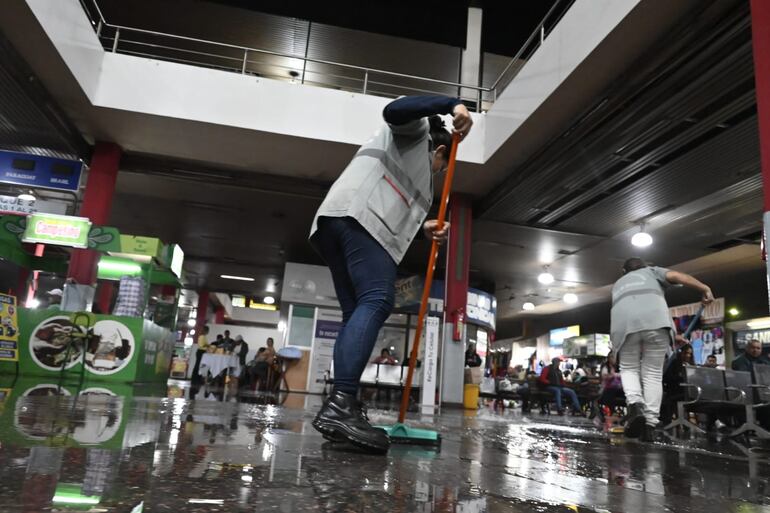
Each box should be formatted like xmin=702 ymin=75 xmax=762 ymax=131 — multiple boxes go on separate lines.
xmin=307 ymin=309 xmax=342 ymax=393
xmin=0 ymin=293 xmax=19 ymax=361
xmin=420 ymin=317 xmax=440 ymax=414
xmin=670 ymin=298 xmax=725 ymax=366
xmin=0 ymin=309 xmax=174 ymax=383
xmin=28 ymin=316 xmax=136 ymax=375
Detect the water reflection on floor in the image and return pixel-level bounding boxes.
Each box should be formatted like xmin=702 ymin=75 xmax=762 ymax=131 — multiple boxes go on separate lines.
xmin=0 ymin=377 xmax=768 ymax=512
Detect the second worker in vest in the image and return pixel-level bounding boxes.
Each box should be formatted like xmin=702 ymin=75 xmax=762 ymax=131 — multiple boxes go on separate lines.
xmin=610 ymin=258 xmax=714 ymax=442
xmin=309 ymin=95 xmax=472 ymax=453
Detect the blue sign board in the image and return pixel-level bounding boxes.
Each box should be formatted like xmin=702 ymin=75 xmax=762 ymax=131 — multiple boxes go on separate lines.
xmin=0 ymin=150 xmax=82 ymax=192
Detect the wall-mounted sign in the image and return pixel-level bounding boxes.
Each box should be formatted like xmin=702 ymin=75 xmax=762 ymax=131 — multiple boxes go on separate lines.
xmin=0 ymin=294 xmax=19 ymax=362
xmin=0 ymin=195 xmax=67 ymax=216
xmin=466 ymin=289 xmax=497 ymax=331
xmin=0 ymin=150 xmax=82 ymax=192
xmin=168 ymin=244 xmax=184 ymax=278
xmin=118 ymin=236 xmax=162 ymax=259
xmin=22 ymin=213 xmax=91 ymax=248
xmin=550 ymin=325 xmax=580 ymax=347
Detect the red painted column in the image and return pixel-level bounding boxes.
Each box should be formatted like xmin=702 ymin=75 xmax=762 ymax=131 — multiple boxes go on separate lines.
xmin=96 ymin=282 xmax=114 ymax=313
xmin=751 ymin=0 xmax=770 ymax=308
xmin=214 ymin=306 xmax=225 ymax=324
xmin=445 ymin=194 xmax=473 ymax=340
xmin=67 ymin=142 xmax=122 ymax=285
xmin=195 ymin=290 xmax=209 ymax=330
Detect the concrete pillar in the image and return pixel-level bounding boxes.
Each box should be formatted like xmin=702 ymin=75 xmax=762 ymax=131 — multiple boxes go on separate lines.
xmin=441 ymin=194 xmax=473 ymax=405
xmin=460 ymin=6 xmax=483 ymax=106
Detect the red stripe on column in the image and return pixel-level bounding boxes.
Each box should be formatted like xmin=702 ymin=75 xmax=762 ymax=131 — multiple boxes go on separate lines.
xmin=751 ymin=0 xmax=770 ymax=210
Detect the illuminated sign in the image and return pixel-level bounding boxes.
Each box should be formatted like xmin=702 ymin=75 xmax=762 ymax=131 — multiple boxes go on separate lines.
xmin=22 ymin=213 xmax=91 ymax=248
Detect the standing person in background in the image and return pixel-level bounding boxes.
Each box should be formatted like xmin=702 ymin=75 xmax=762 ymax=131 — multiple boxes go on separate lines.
xmin=191 ymin=325 xmax=210 ymax=382
xmin=704 ymin=354 xmax=719 ymax=368
xmin=308 ymin=94 xmax=472 ymax=453
xmin=611 ymin=257 xmax=713 ymax=442
xmin=465 ymin=343 xmax=482 ymax=367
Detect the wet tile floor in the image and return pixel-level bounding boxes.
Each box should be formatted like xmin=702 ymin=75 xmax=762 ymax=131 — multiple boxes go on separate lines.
xmin=0 ymin=378 xmax=769 ymax=512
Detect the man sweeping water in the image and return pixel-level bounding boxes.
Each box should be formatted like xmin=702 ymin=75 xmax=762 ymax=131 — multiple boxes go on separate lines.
xmin=309 ymin=95 xmax=472 ymax=453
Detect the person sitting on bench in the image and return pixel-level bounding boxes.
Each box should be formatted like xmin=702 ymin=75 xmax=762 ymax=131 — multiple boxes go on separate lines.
xmin=539 ymin=357 xmax=583 ymax=416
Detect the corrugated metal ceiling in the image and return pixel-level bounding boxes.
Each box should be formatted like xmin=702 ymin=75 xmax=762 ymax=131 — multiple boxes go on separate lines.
xmin=478 ymin=0 xmax=758 ymax=241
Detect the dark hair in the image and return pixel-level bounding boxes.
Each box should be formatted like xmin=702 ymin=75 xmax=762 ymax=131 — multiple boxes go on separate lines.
xmin=428 ymin=115 xmax=454 ymax=158
xmin=679 ymin=343 xmax=695 ymax=364
xmin=707 ymin=354 xmax=717 ymax=360
xmin=381 ymin=348 xmax=390 ymax=356
xmin=622 ymin=257 xmax=647 ymax=274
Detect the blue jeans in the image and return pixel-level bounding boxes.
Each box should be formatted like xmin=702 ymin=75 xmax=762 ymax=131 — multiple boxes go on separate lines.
xmin=547 ymin=386 xmax=581 ymax=411
xmin=313 ymin=217 xmax=396 ymax=395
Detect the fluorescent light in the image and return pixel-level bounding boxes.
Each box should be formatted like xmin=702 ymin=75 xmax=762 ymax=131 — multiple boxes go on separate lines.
xmin=18 ymin=192 xmax=35 ymax=201
xmin=522 ymin=302 xmax=535 ymax=311
xmin=537 ymin=272 xmax=554 ymax=285
xmin=188 ymin=499 xmax=225 ymax=504
xmin=221 ymin=274 xmax=255 ymax=282
xmin=747 ymin=318 xmax=770 ymax=330
xmin=187 ymin=318 xmax=196 ymax=327
xmin=563 ymin=293 xmax=578 ymax=304
xmin=631 ymin=231 xmax=653 ymax=247
xmin=98 ymin=260 xmax=142 ymax=274
xmin=263 ymin=296 xmax=275 ymax=305
xmin=241 ymin=475 xmax=253 ymax=483
xmin=249 ymin=303 xmax=277 ymax=311
xmin=53 ymin=495 xmax=100 ymax=505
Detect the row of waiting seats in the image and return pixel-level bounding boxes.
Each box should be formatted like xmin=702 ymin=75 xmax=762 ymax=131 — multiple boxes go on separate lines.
xmin=324 ymin=363 xmax=422 ymax=396
xmin=667 ymin=365 xmax=770 ymax=439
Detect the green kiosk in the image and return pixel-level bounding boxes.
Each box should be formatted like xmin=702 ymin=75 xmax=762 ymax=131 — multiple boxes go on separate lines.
xmin=0 ymin=213 xmax=184 ymax=385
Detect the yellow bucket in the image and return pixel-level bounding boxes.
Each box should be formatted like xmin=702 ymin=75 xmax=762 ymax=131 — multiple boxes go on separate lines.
xmin=463 ymin=384 xmax=480 ymax=410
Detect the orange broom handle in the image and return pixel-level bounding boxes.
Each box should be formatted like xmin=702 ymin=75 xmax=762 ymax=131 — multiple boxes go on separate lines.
xmin=399 ymin=131 xmax=461 ymax=423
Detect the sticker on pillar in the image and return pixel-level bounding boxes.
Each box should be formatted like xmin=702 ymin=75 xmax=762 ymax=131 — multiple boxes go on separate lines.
xmin=85 ymin=320 xmax=135 ymax=375
xmin=29 ymin=316 xmax=87 ymax=371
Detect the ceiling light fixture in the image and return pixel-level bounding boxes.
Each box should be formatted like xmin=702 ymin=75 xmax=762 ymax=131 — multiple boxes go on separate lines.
xmin=563 ymin=293 xmax=578 ymax=304
xmin=747 ymin=318 xmax=770 ymax=330
xmin=263 ymin=296 xmax=275 ymax=305
xmin=221 ymin=274 xmax=255 ymax=282
xmin=187 ymin=318 xmax=196 ymax=327
xmin=522 ymin=302 xmax=535 ymax=311
xmin=537 ymin=267 xmax=554 ymax=285
xmin=631 ymin=224 xmax=653 ymax=248
xmin=17 ymin=191 xmax=35 ymax=201
xmin=728 ymin=307 xmax=740 ymax=317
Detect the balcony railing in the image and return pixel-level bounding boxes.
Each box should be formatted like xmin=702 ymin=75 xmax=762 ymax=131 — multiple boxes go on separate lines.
xmin=77 ymin=0 xmax=573 ymax=112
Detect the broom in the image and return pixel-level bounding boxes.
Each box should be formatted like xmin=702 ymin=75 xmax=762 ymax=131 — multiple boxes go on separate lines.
xmin=377 ymin=131 xmax=461 ymax=446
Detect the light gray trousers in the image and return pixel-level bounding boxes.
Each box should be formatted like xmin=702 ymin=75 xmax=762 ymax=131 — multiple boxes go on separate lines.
xmin=619 ymin=329 xmax=670 ymax=426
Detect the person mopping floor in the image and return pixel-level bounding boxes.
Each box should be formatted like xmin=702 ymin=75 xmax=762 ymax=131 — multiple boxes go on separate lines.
xmin=309 ymin=95 xmax=473 ymax=453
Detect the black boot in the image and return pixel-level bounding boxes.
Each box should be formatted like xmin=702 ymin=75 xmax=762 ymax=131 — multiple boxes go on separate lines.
xmin=312 ymin=390 xmax=390 ymax=453
xmin=640 ymin=424 xmax=656 ymax=443
xmin=625 ymin=403 xmax=646 ymax=439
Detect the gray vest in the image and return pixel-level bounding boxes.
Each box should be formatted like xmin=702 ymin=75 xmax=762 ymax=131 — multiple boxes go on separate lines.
xmin=310 ymin=118 xmax=434 ymax=264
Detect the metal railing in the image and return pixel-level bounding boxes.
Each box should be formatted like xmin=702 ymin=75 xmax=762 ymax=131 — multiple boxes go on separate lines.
xmin=79 ymin=0 xmax=573 ymax=112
